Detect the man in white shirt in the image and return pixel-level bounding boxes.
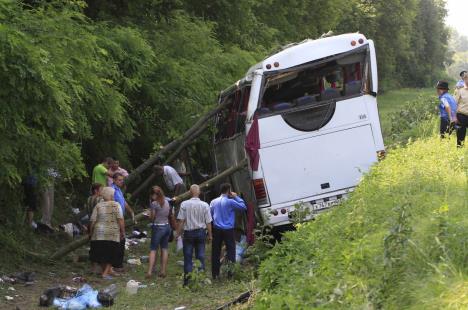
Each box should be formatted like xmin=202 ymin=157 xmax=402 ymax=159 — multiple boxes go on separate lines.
xmin=154 ymin=165 xmax=186 ymax=197
xmin=176 ymin=184 xmax=212 ymax=286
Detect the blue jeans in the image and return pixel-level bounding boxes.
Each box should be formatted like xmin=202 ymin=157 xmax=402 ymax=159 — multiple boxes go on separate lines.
xmin=150 ymin=224 xmax=171 ymax=250
xmin=183 ymin=229 xmax=207 ymax=275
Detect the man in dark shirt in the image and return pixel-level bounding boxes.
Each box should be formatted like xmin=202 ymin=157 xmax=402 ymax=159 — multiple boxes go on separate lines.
xmin=210 ymin=183 xmax=247 ymax=279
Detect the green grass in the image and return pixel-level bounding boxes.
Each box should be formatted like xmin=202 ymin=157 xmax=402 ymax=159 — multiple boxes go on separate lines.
xmin=254 ymin=136 xmax=467 ymax=309
xmin=378 ymin=88 xmax=434 ymax=140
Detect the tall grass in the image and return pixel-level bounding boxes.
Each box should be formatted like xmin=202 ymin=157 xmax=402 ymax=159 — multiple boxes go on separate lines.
xmin=254 ymin=137 xmax=467 ymax=309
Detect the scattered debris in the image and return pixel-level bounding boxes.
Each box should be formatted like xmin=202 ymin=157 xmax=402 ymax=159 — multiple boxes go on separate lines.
xmin=5 ymin=295 xmax=14 ymax=301
xmin=127 ymin=258 xmax=141 ymax=265
xmin=128 ymin=228 xmax=147 ymax=239
xmin=174 ymin=307 xmax=186 ymax=310
xmin=72 ymin=276 xmax=87 ymax=283
xmin=97 ymin=284 xmax=118 ymax=307
xmin=39 ymin=285 xmax=78 ymax=307
xmin=8 ymin=286 xmax=15 ymax=291
xmin=140 ymin=255 xmax=149 ymax=263
xmin=52 ymin=284 xmax=101 ymax=309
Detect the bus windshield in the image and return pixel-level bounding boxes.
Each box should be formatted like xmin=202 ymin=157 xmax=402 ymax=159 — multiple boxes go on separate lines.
xmin=257 ymin=48 xmax=370 ymax=121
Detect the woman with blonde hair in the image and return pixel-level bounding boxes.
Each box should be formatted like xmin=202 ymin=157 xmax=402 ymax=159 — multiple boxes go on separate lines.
xmin=146 ymin=186 xmax=175 ymax=278
xmin=89 ymin=186 xmax=125 ymax=279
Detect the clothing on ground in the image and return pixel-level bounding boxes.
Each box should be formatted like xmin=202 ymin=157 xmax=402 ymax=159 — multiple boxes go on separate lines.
xmin=210 ymin=195 xmax=247 ymax=230
xmin=90 ymin=201 xmax=123 ymax=243
xmin=163 ymin=165 xmax=183 ymax=191
xmin=178 ymin=198 xmax=212 ymax=231
xmin=92 ymin=164 xmax=107 ymax=187
xmin=111 ymin=184 xmax=126 ymax=216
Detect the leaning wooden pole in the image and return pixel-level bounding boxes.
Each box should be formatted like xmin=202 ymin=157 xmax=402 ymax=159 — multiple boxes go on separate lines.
xmin=49 ymin=159 xmax=248 ymax=260
xmin=124 ymin=101 xmax=229 ymax=187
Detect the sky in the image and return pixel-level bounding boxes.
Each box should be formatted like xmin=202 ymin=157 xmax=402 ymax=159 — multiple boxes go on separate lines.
xmin=446 ymin=0 xmax=468 ymax=37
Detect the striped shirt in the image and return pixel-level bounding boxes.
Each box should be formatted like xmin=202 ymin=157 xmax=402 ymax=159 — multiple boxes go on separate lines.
xmin=178 ymin=198 xmax=212 ymax=231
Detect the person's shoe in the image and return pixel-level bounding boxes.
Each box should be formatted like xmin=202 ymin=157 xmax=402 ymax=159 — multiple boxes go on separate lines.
xmin=158 ymin=272 xmax=166 ymax=278
xmin=145 ymin=273 xmax=152 ymax=279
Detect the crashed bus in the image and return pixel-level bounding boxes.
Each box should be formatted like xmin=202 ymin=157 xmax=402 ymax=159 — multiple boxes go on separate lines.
xmin=213 ymin=33 xmax=384 ymax=229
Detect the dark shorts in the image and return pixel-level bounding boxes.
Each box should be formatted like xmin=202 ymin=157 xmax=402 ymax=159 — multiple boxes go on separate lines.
xmin=23 ymin=183 xmax=38 ymax=212
xmin=150 ymin=224 xmax=171 ymax=250
xmin=89 ymin=240 xmax=120 ymax=266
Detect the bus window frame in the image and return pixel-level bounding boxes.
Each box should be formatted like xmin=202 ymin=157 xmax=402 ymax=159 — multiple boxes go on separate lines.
xmin=256 ymin=44 xmax=371 ymax=119
xmin=214 ymin=84 xmax=251 ymax=144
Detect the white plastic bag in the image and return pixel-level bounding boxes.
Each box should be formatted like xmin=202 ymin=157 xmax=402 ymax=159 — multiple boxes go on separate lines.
xmin=176 ymin=236 xmax=183 ymax=252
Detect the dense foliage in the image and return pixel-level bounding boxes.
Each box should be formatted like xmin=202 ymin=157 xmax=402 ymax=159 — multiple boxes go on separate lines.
xmin=255 ymin=133 xmax=467 ymax=308
xmin=0 ymin=0 xmax=451 ymax=226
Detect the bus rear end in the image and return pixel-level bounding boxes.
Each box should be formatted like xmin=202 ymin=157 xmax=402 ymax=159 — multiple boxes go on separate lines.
xmin=248 ymin=34 xmax=384 ymax=227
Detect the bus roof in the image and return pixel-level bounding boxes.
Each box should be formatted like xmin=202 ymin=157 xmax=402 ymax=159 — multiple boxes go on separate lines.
xmin=246 ymin=33 xmax=368 ymax=76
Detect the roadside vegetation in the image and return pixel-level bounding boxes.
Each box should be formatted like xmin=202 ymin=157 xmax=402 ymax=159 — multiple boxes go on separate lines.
xmin=252 ymin=93 xmax=467 ymax=308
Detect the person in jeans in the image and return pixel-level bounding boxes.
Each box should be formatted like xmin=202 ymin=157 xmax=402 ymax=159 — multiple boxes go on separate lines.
xmin=176 ymin=184 xmax=212 ymax=285
xmin=146 ymin=186 xmax=174 ymax=278
xmin=436 ymin=81 xmax=457 ymax=138
xmin=210 ymin=183 xmax=247 ymax=279
xmin=454 ymin=72 xmax=468 ymax=147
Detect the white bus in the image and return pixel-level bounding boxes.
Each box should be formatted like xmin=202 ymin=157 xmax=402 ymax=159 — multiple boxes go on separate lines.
xmin=213 ymin=33 xmax=384 ymax=229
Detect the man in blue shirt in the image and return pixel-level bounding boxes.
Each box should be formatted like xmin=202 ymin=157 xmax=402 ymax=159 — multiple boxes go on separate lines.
xmin=210 ymin=183 xmax=247 ymax=279
xmin=436 ymin=80 xmax=458 ymax=138
xmin=111 ymin=173 xmax=135 ymax=271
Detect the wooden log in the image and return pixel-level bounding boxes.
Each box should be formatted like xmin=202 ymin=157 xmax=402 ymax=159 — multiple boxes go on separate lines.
xmin=124 ymin=101 xmax=229 ymax=187
xmin=49 ymin=159 xmax=248 ymax=260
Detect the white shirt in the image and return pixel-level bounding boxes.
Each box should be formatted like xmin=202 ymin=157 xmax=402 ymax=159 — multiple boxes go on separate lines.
xmin=163 ymin=165 xmax=183 ymax=191
xmin=178 ymin=198 xmax=212 ymax=231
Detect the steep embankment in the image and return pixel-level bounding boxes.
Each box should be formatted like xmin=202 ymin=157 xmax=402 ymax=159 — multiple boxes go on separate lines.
xmin=254 ymin=91 xmax=467 ymax=309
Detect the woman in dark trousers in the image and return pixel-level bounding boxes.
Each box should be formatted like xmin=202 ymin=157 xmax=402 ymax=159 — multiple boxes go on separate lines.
xmin=455 ymin=73 xmax=468 ymax=147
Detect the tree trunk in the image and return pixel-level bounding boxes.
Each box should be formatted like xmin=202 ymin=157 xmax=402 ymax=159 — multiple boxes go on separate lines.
xmin=124 ymin=101 xmax=229 ymax=187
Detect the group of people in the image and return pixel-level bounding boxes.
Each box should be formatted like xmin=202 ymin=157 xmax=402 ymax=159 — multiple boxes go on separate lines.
xmin=87 ymin=157 xmax=247 ymax=285
xmin=436 ymin=71 xmax=468 ymax=147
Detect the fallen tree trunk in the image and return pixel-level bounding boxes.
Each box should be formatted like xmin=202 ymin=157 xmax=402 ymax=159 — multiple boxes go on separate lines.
xmin=50 ymin=159 xmax=248 ymax=260
xmin=124 ymin=101 xmax=229 ymax=187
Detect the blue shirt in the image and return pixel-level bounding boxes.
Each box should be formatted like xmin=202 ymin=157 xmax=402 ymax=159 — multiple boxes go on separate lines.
xmin=438 ymin=92 xmax=457 ymax=120
xmin=112 ymin=184 xmax=126 ymax=216
xmin=210 ymin=195 xmax=247 ymax=230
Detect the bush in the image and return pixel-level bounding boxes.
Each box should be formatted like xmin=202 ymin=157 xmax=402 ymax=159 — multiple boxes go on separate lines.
xmin=254 ymin=137 xmax=466 ymax=309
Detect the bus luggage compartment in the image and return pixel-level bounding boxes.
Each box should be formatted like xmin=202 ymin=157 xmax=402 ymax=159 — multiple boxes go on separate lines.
xmin=258 ymin=124 xmax=377 ymax=205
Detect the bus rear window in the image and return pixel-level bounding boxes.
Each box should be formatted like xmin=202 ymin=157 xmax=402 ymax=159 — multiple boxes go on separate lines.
xmin=258 ymin=51 xmax=368 ymax=118
xmin=215 ymin=86 xmax=251 ymax=143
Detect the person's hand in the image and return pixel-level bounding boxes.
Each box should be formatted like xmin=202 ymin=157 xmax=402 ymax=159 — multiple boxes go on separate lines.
xmin=172 ymin=197 xmax=178 ymax=203
xmin=229 ymin=191 xmax=237 ymax=198
xmin=207 ymin=234 xmax=212 ymax=243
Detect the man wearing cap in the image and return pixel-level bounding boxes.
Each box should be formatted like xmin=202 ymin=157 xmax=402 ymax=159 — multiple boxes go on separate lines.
xmin=436 ymin=81 xmax=457 ymax=138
